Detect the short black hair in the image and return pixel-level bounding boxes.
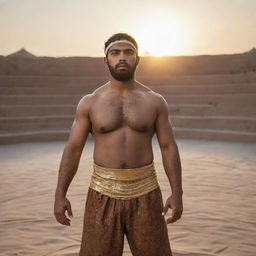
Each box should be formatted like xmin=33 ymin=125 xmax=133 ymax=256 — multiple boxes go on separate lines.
xmin=104 ymin=33 xmax=138 ymax=56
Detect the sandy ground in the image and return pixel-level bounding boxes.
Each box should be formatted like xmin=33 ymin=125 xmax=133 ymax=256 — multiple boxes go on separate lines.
xmin=0 ymin=137 xmax=256 ymax=256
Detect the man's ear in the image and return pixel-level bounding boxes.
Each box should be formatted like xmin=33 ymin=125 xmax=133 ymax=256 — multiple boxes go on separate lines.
xmin=103 ymin=56 xmax=108 ymax=66
xmin=136 ymin=55 xmax=140 ymax=66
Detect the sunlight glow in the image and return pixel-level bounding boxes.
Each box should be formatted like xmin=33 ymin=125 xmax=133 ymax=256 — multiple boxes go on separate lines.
xmin=133 ymin=14 xmax=187 ymax=57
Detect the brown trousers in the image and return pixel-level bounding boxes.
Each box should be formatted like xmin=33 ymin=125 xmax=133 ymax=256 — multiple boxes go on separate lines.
xmin=79 ymin=187 xmax=172 ymax=256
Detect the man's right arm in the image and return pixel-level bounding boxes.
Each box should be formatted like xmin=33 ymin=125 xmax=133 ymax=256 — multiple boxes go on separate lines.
xmin=54 ymin=94 xmax=92 ymax=225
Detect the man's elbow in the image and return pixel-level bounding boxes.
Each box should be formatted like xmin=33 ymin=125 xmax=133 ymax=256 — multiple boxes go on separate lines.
xmin=64 ymin=142 xmax=84 ymax=157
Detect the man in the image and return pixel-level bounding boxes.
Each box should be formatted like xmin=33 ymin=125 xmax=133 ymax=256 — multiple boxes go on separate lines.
xmin=54 ymin=33 xmax=183 ymax=256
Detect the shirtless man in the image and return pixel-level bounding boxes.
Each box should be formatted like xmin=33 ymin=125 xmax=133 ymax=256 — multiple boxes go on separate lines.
xmin=54 ymin=33 xmax=183 ymax=256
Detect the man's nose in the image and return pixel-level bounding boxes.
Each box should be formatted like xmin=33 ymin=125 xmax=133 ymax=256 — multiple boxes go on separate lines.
xmin=118 ymin=51 xmax=126 ymax=61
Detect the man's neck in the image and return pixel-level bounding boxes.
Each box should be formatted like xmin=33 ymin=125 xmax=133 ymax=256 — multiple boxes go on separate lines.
xmin=108 ymin=76 xmax=136 ymax=93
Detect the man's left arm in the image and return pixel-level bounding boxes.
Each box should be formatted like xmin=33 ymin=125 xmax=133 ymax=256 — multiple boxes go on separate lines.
xmin=154 ymin=94 xmax=183 ymax=224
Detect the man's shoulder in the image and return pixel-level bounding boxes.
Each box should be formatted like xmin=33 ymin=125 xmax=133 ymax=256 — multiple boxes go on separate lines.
xmin=78 ymin=83 xmax=108 ymax=105
xmin=75 ymin=87 xmax=103 ymax=115
xmin=137 ymin=82 xmax=166 ymax=105
xmin=78 ymin=93 xmax=95 ymax=107
xmin=137 ymin=84 xmax=168 ymax=114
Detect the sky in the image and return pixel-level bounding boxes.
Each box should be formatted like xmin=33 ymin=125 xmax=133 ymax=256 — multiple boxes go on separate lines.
xmin=0 ymin=0 xmax=255 ymax=57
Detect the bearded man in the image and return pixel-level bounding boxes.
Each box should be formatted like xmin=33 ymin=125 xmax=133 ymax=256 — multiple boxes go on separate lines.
xmin=54 ymin=33 xmax=183 ymax=256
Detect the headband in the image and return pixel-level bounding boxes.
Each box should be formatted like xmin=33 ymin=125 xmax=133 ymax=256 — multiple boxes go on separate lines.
xmin=104 ymin=40 xmax=137 ymax=56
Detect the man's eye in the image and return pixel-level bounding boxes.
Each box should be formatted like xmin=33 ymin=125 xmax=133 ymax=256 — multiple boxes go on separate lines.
xmin=111 ymin=51 xmax=119 ymax=55
xmin=126 ymin=50 xmax=134 ymax=55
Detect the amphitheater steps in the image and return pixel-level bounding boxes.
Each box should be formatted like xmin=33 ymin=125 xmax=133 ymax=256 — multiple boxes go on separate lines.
xmin=1 ymin=103 xmax=255 ymax=118
xmin=1 ymin=102 xmax=255 ymax=118
xmin=1 ymin=115 xmax=255 ymax=133
xmin=0 ymin=95 xmax=82 ymax=105
xmin=169 ymin=104 xmax=256 ymax=117
xmin=1 ymin=114 xmax=255 ymax=144
xmin=1 ymin=127 xmax=255 ymax=145
xmin=0 ymin=115 xmax=74 ymax=132
xmin=1 ymin=93 xmax=256 ymax=105
xmin=0 ymin=74 xmax=256 ymax=144
xmin=173 ymin=128 xmax=256 ymax=143
xmin=0 ymin=75 xmax=107 ymax=88
xmin=0 ymin=105 xmax=76 ymax=117
xmin=0 ymin=87 xmax=92 ymax=95
xmin=1 ymin=83 xmax=256 ymax=95
xmin=170 ymin=115 xmax=256 ymax=133
xmin=0 ymin=130 xmax=70 ymax=144
xmin=152 ymin=83 xmax=256 ymax=94
xmin=1 ymin=73 xmax=255 ymax=88
xmin=164 ymin=94 xmax=256 ymax=105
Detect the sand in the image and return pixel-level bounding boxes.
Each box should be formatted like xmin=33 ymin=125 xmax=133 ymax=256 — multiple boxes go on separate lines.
xmin=0 ymin=138 xmax=255 ymax=256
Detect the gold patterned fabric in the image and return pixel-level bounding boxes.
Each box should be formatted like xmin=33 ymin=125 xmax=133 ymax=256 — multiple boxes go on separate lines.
xmin=79 ymin=187 xmax=173 ymax=256
xmin=89 ymin=161 xmax=160 ymax=200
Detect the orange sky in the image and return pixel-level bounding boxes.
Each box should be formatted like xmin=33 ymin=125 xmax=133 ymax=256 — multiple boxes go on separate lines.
xmin=0 ymin=0 xmax=255 ymax=57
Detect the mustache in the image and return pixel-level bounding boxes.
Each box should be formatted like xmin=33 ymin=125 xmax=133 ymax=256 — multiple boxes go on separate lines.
xmin=115 ymin=62 xmax=130 ymax=68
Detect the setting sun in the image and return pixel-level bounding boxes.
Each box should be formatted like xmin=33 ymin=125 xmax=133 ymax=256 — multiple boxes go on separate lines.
xmin=133 ymin=14 xmax=187 ymax=57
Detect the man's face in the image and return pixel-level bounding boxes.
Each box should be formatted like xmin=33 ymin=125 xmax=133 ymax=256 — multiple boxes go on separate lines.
xmin=104 ymin=43 xmax=139 ymax=81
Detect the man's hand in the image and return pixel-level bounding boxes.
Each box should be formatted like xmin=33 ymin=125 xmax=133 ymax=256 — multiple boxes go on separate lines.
xmin=54 ymin=197 xmax=73 ymax=226
xmin=162 ymin=194 xmax=183 ymax=224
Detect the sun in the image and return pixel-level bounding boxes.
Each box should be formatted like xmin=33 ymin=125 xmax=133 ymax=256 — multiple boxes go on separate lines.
xmin=133 ymin=14 xmax=187 ymax=57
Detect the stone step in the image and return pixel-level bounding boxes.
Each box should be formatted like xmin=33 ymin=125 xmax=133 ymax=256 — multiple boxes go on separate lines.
xmin=1 ymin=103 xmax=255 ymax=118
xmin=170 ymin=115 xmax=256 ymax=132
xmin=1 ymin=73 xmax=255 ymax=144
xmin=1 ymin=72 xmax=256 ymax=88
xmin=152 ymin=82 xmax=256 ymax=88
xmin=1 ymin=83 xmax=256 ymax=95
xmin=169 ymin=104 xmax=216 ymax=116
xmin=138 ymin=72 xmax=256 ymax=85
xmin=1 ymin=114 xmax=255 ymax=133
xmin=173 ymin=127 xmax=256 ymax=143
xmin=1 ymin=93 xmax=255 ymax=106
xmin=152 ymin=84 xmax=256 ymax=94
xmin=0 ymin=105 xmax=76 ymax=117
xmin=0 ymin=95 xmax=82 ymax=105
xmin=0 ymin=130 xmax=70 ymax=144
xmin=0 ymin=87 xmax=93 ymax=95
xmin=0 ymin=115 xmax=74 ymax=132
xmin=169 ymin=104 xmax=256 ymax=117
xmin=0 ymin=75 xmax=107 ymax=88
xmin=1 ymin=127 xmax=255 ymax=145
xmin=164 ymin=94 xmax=256 ymax=105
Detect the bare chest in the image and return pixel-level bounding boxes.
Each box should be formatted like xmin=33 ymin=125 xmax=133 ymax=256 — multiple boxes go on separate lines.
xmin=90 ymin=94 xmax=156 ymax=133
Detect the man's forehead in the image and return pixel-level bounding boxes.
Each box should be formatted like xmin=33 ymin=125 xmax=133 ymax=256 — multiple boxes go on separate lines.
xmin=105 ymin=39 xmax=137 ymax=55
xmin=109 ymin=43 xmax=135 ymax=51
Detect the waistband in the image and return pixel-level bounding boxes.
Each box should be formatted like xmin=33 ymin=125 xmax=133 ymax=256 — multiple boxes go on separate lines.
xmin=89 ymin=161 xmax=160 ymax=200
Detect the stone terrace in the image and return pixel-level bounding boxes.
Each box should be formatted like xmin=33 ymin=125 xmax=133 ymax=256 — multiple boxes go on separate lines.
xmin=0 ymin=73 xmax=256 ymax=144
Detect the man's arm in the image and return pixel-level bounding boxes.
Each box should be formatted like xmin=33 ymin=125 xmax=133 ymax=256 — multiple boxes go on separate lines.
xmin=154 ymin=94 xmax=183 ymax=224
xmin=54 ymin=95 xmax=92 ymax=226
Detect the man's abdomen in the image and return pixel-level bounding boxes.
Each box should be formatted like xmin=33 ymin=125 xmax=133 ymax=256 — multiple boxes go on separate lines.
xmin=92 ymin=129 xmax=154 ymax=169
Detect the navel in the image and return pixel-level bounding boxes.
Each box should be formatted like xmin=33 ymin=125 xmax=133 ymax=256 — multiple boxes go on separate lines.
xmin=99 ymin=127 xmax=106 ymax=133
xmin=120 ymin=162 xmax=128 ymax=169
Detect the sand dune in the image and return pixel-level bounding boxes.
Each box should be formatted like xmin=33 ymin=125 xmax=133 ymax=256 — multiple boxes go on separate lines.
xmin=0 ymin=138 xmax=255 ymax=255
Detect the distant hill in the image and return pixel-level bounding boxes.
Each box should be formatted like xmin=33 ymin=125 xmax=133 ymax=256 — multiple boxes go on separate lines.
xmin=7 ymin=48 xmax=37 ymax=59
xmin=0 ymin=48 xmax=255 ymax=76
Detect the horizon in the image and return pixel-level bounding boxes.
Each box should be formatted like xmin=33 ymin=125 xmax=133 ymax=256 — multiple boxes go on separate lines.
xmin=3 ymin=47 xmax=256 ymax=59
xmin=1 ymin=0 xmax=256 ymax=57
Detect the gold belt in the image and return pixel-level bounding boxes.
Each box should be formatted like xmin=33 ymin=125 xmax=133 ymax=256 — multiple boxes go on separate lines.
xmin=89 ymin=161 xmax=160 ymax=200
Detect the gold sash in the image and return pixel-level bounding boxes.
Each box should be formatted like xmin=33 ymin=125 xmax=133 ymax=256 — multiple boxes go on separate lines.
xmin=89 ymin=161 xmax=160 ymax=200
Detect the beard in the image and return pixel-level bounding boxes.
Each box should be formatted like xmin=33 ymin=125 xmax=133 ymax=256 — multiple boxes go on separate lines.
xmin=106 ymin=61 xmax=137 ymax=81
